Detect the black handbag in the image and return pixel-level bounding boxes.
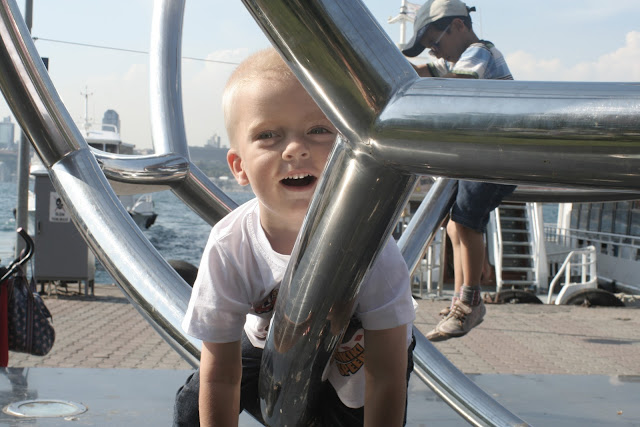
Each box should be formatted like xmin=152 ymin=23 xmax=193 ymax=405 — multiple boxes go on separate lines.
xmin=0 ymin=228 xmax=55 ymax=360
xmin=5 ymin=271 xmax=55 ymax=356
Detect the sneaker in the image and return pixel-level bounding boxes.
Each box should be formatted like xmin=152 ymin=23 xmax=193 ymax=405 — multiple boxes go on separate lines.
xmin=426 ymin=300 xmax=486 ymax=342
xmin=438 ymin=295 xmax=460 ymax=317
xmin=438 ymin=306 xmax=451 ymax=317
xmin=425 ymin=319 xmax=447 ymax=341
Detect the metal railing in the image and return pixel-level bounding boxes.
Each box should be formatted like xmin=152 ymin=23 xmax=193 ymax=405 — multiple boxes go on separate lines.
xmin=547 ymin=245 xmax=597 ymax=305
xmin=545 ymin=226 xmax=640 ymax=262
xmin=491 ymin=208 xmax=505 ymax=292
xmin=411 ymin=227 xmax=446 ymax=298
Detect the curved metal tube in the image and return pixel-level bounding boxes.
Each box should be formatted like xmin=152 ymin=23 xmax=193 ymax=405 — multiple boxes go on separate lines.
xmin=243 ymin=0 xmax=639 ymax=425
xmin=149 ymin=0 xmax=188 ymax=157
xmin=398 ymin=180 xmax=530 ymax=426
xmin=0 ymin=0 xmax=202 ymax=367
xmin=509 ymin=186 xmax=640 ymax=203
xmin=376 ymin=79 xmax=640 ymax=189
xmin=0 ymin=0 xmax=81 ymax=168
xmin=50 ymin=150 xmax=201 ymax=366
xmin=92 ymin=0 xmax=236 ymax=225
xmin=398 ymin=178 xmax=457 ymax=274
xmin=411 ymin=329 xmax=529 ymax=427
xmin=146 ymin=0 xmax=237 ymax=225
xmin=259 ymin=138 xmax=418 ymax=424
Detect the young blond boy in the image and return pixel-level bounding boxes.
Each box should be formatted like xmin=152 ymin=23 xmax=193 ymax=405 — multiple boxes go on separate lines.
xmin=173 ymin=48 xmax=416 ymax=426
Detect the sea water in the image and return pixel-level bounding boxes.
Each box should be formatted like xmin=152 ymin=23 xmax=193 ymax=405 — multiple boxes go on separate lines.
xmin=96 ymin=189 xmax=255 ymax=283
xmin=0 ymin=181 xmax=254 ymax=282
xmin=0 ymin=182 xmax=18 ymax=265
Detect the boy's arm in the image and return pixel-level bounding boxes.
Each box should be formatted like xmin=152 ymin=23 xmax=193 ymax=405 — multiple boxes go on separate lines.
xmin=364 ymin=325 xmax=409 ymax=427
xmin=442 ymin=72 xmax=475 ymax=79
xmin=199 ymin=340 xmax=242 ymax=427
xmin=410 ymin=62 xmax=433 ymax=77
xmin=410 ymin=61 xmax=475 ymax=79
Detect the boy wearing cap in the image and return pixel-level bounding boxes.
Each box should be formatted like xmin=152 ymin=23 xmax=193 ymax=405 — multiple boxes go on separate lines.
xmin=402 ymin=0 xmax=516 ymax=341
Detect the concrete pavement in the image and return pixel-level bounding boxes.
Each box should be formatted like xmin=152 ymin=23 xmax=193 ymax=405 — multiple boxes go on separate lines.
xmin=7 ymin=284 xmax=640 ymax=377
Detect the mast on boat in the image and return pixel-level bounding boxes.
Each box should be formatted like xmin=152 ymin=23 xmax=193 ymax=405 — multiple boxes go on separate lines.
xmin=387 ymin=0 xmax=420 ymax=45
xmin=80 ymin=86 xmax=93 ymax=133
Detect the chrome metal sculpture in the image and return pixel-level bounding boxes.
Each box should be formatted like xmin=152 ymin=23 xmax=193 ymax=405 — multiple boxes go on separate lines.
xmin=1 ymin=0 xmax=639 ymax=425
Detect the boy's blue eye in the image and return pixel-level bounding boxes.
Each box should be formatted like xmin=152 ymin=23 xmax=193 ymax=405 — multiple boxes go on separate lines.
xmin=309 ymin=126 xmax=332 ymax=135
xmin=256 ymin=130 xmax=276 ymax=140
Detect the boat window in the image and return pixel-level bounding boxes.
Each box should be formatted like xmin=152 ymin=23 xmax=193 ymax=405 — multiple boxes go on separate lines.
xmin=570 ymin=204 xmax=581 ymax=230
xmin=600 ymin=203 xmax=614 ymax=234
xmin=588 ymin=203 xmax=602 ymax=232
xmin=578 ymin=203 xmax=590 ymax=230
xmin=614 ymin=201 xmax=630 ymax=235
xmin=630 ymin=201 xmax=640 ymax=237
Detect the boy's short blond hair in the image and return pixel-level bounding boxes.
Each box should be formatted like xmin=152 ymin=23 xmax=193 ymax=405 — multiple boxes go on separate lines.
xmin=223 ymin=48 xmax=297 ymax=147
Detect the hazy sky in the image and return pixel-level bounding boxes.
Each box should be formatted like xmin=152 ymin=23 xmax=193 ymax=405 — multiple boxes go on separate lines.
xmin=1 ymin=0 xmax=639 ymax=150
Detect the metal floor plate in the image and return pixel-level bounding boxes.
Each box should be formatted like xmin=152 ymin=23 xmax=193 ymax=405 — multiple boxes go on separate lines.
xmin=1 ymin=368 xmax=638 ymax=426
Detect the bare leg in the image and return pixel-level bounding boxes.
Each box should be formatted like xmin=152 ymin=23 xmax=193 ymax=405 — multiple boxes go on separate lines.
xmin=446 ymin=219 xmax=464 ymax=294
xmin=427 ymin=220 xmax=487 ymax=341
xmin=452 ymin=221 xmax=485 ymax=287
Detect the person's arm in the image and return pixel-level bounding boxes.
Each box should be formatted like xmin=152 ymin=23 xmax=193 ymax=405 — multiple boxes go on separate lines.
xmin=199 ymin=340 xmax=242 ymax=427
xmin=441 ymin=72 xmax=475 ymax=79
xmin=410 ymin=62 xmax=474 ymax=79
xmin=410 ymin=62 xmax=433 ymax=77
xmin=363 ymin=325 xmax=408 ymax=427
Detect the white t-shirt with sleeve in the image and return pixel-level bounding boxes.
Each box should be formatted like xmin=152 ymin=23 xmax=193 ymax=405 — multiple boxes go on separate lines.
xmin=428 ymin=41 xmax=513 ymax=80
xmin=182 ymin=198 xmax=415 ymax=408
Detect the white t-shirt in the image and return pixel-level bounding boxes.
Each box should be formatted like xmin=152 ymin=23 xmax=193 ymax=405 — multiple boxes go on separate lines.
xmin=428 ymin=41 xmax=513 ymax=80
xmin=183 ymin=198 xmax=415 ymax=408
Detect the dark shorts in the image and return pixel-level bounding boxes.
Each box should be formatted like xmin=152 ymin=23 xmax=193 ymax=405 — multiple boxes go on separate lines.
xmin=173 ymin=332 xmax=416 ymax=426
xmin=450 ymin=180 xmax=517 ymax=233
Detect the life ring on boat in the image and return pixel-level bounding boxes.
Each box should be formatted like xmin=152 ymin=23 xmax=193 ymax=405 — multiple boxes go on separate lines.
xmin=563 ymin=288 xmax=625 ymax=307
xmin=168 ymin=259 xmax=198 ymax=287
xmin=493 ymin=289 xmax=543 ymax=304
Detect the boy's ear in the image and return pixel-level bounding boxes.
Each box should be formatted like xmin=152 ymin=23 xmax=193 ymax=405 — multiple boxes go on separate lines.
xmin=452 ymin=17 xmax=466 ymax=32
xmin=227 ymin=149 xmax=249 ymax=186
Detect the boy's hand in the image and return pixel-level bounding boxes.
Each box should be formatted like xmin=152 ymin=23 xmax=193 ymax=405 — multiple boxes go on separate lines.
xmin=200 ymin=341 xmax=242 ymax=427
xmin=363 ymin=325 xmax=409 ymax=427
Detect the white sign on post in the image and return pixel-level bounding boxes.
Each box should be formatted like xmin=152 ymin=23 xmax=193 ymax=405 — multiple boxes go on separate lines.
xmin=49 ymin=191 xmax=70 ymax=223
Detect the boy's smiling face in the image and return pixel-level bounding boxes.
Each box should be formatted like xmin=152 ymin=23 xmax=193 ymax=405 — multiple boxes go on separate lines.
xmin=227 ymin=76 xmax=337 ymax=236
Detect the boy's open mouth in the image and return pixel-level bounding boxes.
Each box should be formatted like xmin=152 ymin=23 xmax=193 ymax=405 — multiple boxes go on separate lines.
xmin=281 ymin=174 xmax=316 ymax=187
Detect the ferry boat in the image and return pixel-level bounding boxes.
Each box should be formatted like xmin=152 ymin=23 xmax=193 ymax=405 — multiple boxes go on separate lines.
xmin=409 ymin=191 xmax=640 ymax=307
xmin=81 ymin=124 xmax=158 ymax=229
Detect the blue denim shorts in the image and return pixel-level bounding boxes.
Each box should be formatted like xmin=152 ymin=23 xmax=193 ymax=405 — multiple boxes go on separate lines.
xmin=450 ymin=180 xmax=517 ymax=233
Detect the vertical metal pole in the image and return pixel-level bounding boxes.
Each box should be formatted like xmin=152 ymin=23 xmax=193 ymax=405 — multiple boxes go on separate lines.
xmin=438 ymin=228 xmax=446 ymax=297
xmin=399 ymin=0 xmax=407 ymax=45
xmin=14 ymin=0 xmax=33 ymax=258
xmin=426 ymin=245 xmax=433 ymax=294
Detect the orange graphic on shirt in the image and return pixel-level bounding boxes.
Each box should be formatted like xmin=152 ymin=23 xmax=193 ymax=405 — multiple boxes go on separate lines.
xmin=333 ymin=342 xmax=365 ymax=376
xmin=252 ymin=288 xmax=279 ymax=314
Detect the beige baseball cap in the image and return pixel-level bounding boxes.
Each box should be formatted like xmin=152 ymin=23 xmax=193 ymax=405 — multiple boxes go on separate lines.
xmin=402 ymin=0 xmax=475 ymax=57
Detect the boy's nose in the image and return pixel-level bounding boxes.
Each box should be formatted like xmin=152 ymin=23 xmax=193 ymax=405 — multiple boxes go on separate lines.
xmin=282 ymin=139 xmax=310 ymax=160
